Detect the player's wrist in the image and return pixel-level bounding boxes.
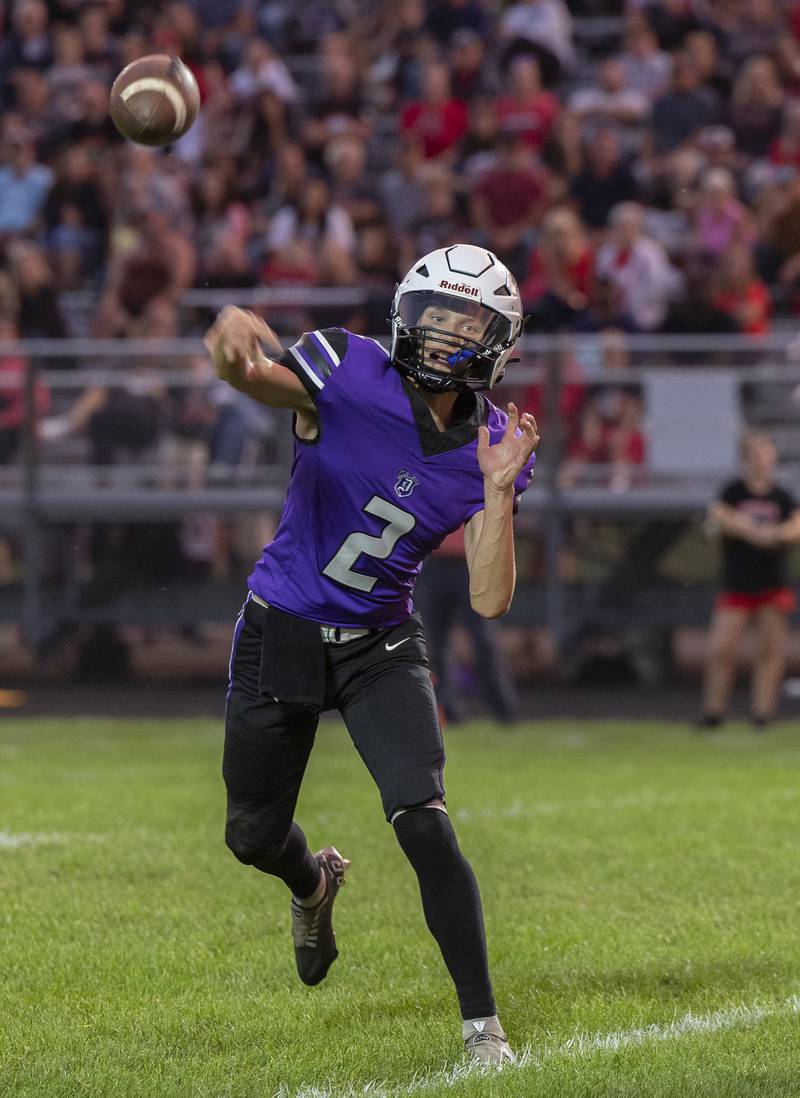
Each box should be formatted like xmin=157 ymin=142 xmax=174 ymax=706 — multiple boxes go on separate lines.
xmin=483 ymin=477 xmax=515 ymax=502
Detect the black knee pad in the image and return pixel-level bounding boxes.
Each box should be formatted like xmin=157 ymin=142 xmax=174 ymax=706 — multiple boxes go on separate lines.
xmin=224 ymin=805 xmax=287 ymax=867
xmin=393 ymin=805 xmax=461 ymax=871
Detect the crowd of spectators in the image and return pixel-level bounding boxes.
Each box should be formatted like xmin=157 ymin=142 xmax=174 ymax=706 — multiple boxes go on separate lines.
xmin=4 ymin=0 xmax=800 ymax=487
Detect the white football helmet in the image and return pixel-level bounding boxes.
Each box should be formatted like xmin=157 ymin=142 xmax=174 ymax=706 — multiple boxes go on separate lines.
xmin=390 ymin=244 xmax=524 ymax=392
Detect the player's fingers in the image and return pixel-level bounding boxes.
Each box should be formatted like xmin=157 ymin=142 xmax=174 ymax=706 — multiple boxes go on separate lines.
xmin=521 ymin=411 xmax=538 ymax=435
xmin=477 ymin=424 xmax=491 ymax=452
xmin=521 ymin=414 xmax=539 ymax=447
xmin=250 ymin=314 xmax=284 ymax=356
xmin=202 ymin=324 xmax=218 ymax=354
xmin=505 ymin=402 xmax=519 ymax=434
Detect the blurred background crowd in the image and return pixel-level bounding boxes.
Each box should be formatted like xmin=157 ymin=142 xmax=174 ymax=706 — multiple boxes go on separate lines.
xmin=3 ymin=0 xmax=800 ymax=479
xmin=3 ymin=0 xmax=800 ymax=691
xmin=3 ymin=1 xmax=800 ymax=462
xmin=5 ymin=0 xmax=800 ymax=329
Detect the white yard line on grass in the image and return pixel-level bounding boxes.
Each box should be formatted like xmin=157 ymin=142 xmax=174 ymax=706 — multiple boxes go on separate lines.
xmin=455 ymin=789 xmax=716 ymax=823
xmin=456 ymin=785 xmax=798 ymax=824
xmin=0 ymin=830 xmax=106 ymax=849
xmin=278 ymin=994 xmax=800 ymax=1098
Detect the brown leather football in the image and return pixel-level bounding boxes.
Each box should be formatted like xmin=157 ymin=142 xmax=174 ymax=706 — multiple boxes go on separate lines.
xmin=109 ymin=55 xmax=200 ymax=146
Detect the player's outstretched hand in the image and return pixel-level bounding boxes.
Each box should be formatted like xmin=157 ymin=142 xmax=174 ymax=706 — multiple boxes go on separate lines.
xmin=204 ymin=306 xmax=283 ymax=389
xmin=477 ymin=403 xmax=539 ymax=493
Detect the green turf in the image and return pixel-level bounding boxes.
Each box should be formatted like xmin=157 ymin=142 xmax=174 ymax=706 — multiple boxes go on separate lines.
xmin=1 ymin=716 xmax=800 ymax=1097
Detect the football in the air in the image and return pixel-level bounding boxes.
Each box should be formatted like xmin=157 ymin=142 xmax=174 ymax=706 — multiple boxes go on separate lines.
xmin=109 ymin=55 xmax=200 ymax=146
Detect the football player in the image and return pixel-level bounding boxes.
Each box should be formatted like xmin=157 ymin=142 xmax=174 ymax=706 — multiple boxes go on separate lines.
xmin=205 ymin=245 xmax=538 ymax=1066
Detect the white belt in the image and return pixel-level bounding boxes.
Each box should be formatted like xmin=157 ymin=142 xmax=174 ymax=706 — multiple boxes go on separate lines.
xmin=250 ymin=593 xmax=371 ymax=644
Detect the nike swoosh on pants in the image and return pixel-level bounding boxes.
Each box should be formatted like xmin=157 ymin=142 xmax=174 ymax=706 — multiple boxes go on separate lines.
xmin=385 ymin=637 xmax=412 ymax=652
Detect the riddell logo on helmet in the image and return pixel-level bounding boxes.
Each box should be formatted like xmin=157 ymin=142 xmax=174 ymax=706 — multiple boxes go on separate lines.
xmin=439 ymin=280 xmax=479 ymax=297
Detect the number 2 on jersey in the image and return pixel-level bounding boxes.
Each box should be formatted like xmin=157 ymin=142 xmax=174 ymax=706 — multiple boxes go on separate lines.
xmin=322 ymin=496 xmax=416 ymax=592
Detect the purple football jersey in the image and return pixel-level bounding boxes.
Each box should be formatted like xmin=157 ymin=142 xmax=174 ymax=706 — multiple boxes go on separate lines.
xmin=248 ymin=329 xmax=535 ymax=628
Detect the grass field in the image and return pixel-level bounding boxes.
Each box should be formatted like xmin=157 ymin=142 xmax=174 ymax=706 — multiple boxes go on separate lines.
xmin=2 ymin=715 xmax=800 ymax=1098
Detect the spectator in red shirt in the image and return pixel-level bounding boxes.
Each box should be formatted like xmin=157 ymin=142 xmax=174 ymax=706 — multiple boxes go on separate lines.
xmin=0 ymin=315 xmax=49 ymax=464
xmin=401 ymin=61 xmax=468 ymax=160
xmin=470 ymin=135 xmax=547 ymax=277
xmin=607 ymin=391 xmax=646 ymax=491
xmin=710 ymin=246 xmax=771 ymax=336
xmin=559 ymin=402 xmax=609 ymax=488
xmin=521 ymin=205 xmax=595 ymax=330
xmin=494 ymin=56 xmax=559 ymax=152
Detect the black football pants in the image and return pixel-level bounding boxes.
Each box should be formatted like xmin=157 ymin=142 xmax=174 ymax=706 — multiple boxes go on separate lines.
xmin=222 ymin=595 xmax=496 ymax=1018
xmin=223 ymin=596 xmax=445 ymax=860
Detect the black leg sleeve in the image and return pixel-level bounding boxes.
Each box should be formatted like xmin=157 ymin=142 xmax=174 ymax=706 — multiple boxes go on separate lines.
xmin=393 ymin=807 xmax=496 ymax=1020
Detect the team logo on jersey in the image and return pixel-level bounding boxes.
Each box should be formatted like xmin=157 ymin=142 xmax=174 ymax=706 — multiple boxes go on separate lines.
xmin=394 ymin=469 xmax=419 ymax=498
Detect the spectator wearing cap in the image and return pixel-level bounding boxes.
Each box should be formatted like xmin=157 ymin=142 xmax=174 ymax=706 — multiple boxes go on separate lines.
xmin=494 ymin=56 xmax=559 ymax=153
xmin=596 ymin=201 xmax=681 ymax=331
xmin=0 ymin=127 xmax=53 ymax=235
xmin=569 ymin=126 xmax=640 ymax=233
xmin=499 ymin=0 xmax=575 ymax=86
xmin=568 ymin=58 xmax=649 ymax=133
xmin=401 ymin=61 xmax=468 ymax=160
xmin=470 ymin=135 xmax=547 ymax=279
xmin=649 ymin=53 xmax=719 ymax=157
xmin=619 ymin=21 xmax=671 ymax=102
xmin=728 ymin=56 xmax=784 ymax=161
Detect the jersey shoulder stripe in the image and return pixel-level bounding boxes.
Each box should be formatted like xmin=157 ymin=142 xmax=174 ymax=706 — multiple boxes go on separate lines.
xmin=280 ymin=328 xmax=349 ymax=396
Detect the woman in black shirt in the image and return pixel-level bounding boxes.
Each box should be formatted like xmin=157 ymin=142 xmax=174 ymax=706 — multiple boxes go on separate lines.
xmin=700 ymin=433 xmax=800 ymax=727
